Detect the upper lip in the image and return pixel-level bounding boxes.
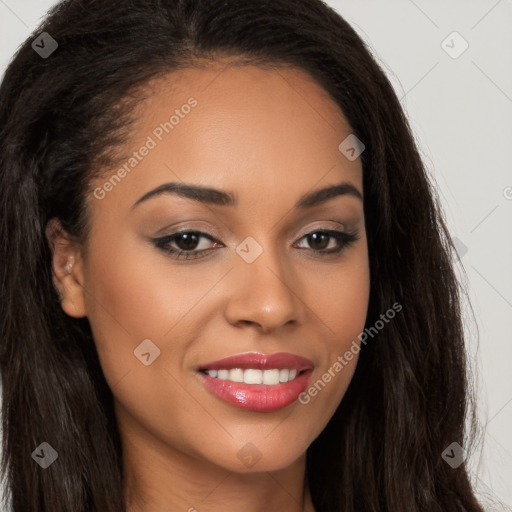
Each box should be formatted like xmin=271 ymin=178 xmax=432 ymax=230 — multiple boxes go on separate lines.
xmin=198 ymin=352 xmax=314 ymax=371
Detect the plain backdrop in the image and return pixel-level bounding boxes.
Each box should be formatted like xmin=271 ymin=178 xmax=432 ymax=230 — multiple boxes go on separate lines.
xmin=0 ymin=0 xmax=511 ymax=509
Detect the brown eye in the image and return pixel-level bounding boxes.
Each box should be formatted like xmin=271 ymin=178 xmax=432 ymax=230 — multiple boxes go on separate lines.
xmin=173 ymin=232 xmax=202 ymax=251
xmin=153 ymin=230 xmax=220 ymax=260
xmin=295 ymin=229 xmax=360 ymax=255
xmin=305 ymin=232 xmax=331 ymax=251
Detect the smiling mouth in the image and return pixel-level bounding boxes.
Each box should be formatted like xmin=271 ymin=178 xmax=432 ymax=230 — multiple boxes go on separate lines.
xmin=196 ymin=352 xmax=314 ymax=412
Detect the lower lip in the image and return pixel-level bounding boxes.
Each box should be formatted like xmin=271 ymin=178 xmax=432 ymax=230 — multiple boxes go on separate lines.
xmin=198 ymin=370 xmax=312 ymax=412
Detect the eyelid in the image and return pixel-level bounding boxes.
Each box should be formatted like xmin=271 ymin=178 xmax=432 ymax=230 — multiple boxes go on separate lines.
xmin=153 ymin=229 xmax=220 ymax=248
xmin=295 ymin=221 xmax=347 ymax=238
xmin=154 ymin=221 xmax=224 ymax=239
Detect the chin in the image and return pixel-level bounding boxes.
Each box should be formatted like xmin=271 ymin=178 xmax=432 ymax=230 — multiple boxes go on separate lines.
xmin=206 ymin=438 xmax=310 ymax=474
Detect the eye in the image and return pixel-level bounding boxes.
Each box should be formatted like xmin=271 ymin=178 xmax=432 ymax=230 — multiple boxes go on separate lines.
xmin=153 ymin=230 xmax=220 ymax=260
xmin=153 ymin=228 xmax=360 ymax=261
xmin=295 ymin=229 xmax=360 ymax=255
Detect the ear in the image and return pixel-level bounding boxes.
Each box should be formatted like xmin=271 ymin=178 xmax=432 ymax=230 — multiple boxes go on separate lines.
xmin=45 ymin=218 xmax=87 ymax=318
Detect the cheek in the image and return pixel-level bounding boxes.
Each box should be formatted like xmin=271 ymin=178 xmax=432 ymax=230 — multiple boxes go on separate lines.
xmin=306 ymin=242 xmax=370 ymax=344
xmin=81 ymin=229 xmax=233 ymax=404
xmin=83 ymin=227 xmax=195 ymax=338
xmin=296 ymin=246 xmax=370 ymax=417
xmin=80 ymin=236 xmax=210 ymax=448
xmin=80 ymin=233 xmax=175 ymax=384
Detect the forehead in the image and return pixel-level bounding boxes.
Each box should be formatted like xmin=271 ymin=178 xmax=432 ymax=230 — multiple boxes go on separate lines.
xmin=88 ymin=62 xmax=363 ymax=217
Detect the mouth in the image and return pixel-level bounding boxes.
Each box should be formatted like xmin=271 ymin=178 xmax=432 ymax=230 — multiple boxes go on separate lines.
xmin=196 ymin=352 xmax=314 ymax=412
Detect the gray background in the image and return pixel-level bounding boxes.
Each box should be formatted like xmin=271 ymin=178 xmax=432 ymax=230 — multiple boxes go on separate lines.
xmin=0 ymin=0 xmax=511 ymax=509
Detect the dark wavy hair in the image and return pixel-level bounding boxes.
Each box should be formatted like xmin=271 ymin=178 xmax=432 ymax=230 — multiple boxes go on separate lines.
xmin=0 ymin=0 xmax=484 ymax=510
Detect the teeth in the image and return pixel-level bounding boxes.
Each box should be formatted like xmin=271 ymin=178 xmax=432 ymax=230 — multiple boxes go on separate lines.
xmin=205 ymin=368 xmax=301 ymax=385
xmin=217 ymin=369 xmax=229 ymax=380
xmin=228 ymin=368 xmax=244 ymax=382
xmin=262 ymin=369 xmax=280 ymax=385
xmin=279 ymin=369 xmax=289 ymax=382
xmin=244 ymin=369 xmax=262 ymax=384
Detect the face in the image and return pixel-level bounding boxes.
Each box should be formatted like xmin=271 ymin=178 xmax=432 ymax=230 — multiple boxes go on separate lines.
xmin=51 ymin=62 xmax=370 ymax=476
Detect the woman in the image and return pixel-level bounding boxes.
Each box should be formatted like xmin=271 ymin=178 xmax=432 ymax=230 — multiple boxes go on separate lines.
xmin=0 ymin=0 xmax=484 ymax=510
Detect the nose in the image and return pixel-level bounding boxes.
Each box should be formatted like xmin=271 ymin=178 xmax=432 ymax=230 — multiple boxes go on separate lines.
xmin=223 ymin=245 xmax=303 ymax=334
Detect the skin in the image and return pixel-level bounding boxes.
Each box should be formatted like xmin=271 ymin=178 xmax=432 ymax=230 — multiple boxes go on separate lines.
xmin=47 ymin=61 xmax=370 ymax=512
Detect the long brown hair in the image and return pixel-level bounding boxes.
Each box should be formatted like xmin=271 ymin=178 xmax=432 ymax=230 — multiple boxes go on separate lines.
xmin=0 ymin=0 xmax=483 ymax=510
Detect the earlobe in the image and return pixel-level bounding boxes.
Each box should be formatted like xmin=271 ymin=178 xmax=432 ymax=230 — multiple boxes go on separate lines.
xmin=45 ymin=218 xmax=88 ymax=318
xmin=57 ymin=254 xmax=88 ymax=319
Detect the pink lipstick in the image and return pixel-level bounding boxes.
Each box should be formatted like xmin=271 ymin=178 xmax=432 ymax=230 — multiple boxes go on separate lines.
xmin=197 ymin=352 xmax=313 ymax=412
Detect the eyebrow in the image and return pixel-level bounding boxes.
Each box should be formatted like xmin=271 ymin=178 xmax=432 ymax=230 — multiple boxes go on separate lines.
xmin=131 ymin=180 xmax=362 ymax=210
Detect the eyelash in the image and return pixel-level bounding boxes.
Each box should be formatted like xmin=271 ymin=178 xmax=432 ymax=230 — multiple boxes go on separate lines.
xmin=153 ymin=228 xmax=360 ymax=261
